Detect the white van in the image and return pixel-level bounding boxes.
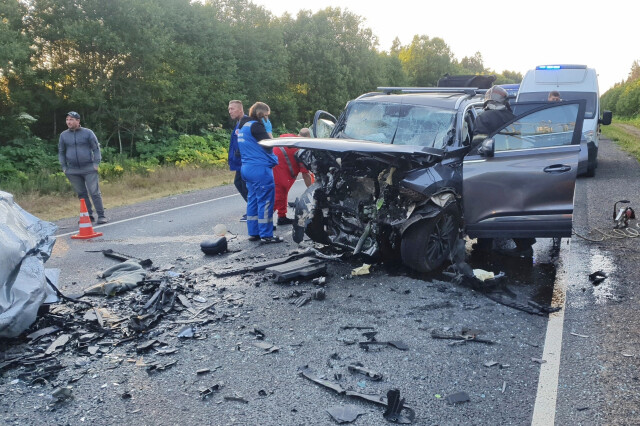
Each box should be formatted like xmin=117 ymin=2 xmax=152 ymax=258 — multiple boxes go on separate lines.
xmin=516 ymin=65 xmax=612 ymax=177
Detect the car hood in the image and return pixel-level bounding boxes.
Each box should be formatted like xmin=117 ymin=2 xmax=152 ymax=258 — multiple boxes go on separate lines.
xmin=261 ymin=138 xmax=443 ymax=168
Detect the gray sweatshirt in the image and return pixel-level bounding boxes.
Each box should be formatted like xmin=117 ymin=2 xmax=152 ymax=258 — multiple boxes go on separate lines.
xmin=58 ymin=127 xmax=102 ymax=173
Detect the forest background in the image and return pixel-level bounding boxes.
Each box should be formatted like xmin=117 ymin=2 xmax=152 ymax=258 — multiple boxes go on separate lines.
xmin=0 ymin=0 xmax=638 ymax=218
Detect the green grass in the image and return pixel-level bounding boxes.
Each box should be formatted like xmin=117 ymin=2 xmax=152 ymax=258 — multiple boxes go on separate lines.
xmin=601 ymin=120 xmax=640 ymax=163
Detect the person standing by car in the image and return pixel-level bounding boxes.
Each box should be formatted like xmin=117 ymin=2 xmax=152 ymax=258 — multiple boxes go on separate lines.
xmin=548 ymin=91 xmax=562 ymax=102
xmin=473 ymin=86 xmax=535 ymax=257
xmin=228 ymin=100 xmax=249 ymax=221
xmin=58 ymin=111 xmax=108 ymax=224
xmin=273 ymin=128 xmax=313 ymax=225
xmin=237 ymin=102 xmax=281 ymax=243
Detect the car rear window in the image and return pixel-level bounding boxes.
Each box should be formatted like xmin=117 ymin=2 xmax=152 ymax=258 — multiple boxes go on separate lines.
xmin=517 ymin=91 xmax=597 ymax=119
xmin=342 ymin=102 xmax=456 ymax=149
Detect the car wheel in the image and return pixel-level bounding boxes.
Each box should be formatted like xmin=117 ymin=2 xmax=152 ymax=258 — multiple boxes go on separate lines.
xmin=400 ymin=203 xmax=461 ymax=273
xmin=585 ymin=158 xmax=596 ymax=177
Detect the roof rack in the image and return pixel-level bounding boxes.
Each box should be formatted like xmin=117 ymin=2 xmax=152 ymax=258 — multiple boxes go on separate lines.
xmin=377 ymin=87 xmax=479 ymax=96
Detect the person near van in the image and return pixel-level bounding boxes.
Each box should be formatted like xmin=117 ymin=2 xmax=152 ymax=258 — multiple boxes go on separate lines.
xmin=58 ymin=111 xmax=108 ymax=224
xmin=273 ymin=128 xmax=313 ymax=225
xmin=237 ymin=102 xmax=281 ymax=243
xmin=548 ymin=91 xmax=562 ymax=102
xmin=472 ymin=86 xmax=536 ymax=258
xmin=228 ymin=100 xmax=249 ymax=221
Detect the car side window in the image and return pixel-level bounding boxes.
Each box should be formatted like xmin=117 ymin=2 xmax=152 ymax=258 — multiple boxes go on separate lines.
xmin=494 ymin=104 xmax=580 ymax=152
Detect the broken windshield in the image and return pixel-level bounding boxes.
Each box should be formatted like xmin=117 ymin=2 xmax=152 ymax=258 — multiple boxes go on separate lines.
xmin=341 ymin=102 xmax=456 ymax=149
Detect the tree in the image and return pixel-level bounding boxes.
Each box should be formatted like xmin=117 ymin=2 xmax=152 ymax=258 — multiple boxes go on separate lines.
xmin=459 ymin=52 xmax=485 ymax=74
xmin=398 ymin=35 xmax=456 ymax=86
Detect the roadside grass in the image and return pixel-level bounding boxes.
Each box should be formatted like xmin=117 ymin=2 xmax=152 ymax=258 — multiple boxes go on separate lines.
xmin=13 ymin=166 xmax=235 ymax=221
xmin=602 ymin=120 xmax=640 ymax=163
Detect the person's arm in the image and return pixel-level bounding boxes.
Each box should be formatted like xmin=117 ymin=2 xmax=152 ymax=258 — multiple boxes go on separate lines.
xmin=58 ymin=134 xmax=66 ymax=172
xmin=251 ymin=121 xmax=271 ymax=142
xmin=302 ymin=172 xmax=312 ymax=187
xmin=88 ymin=129 xmax=101 ymax=169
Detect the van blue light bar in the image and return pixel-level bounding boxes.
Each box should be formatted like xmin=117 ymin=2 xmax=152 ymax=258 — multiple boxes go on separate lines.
xmin=536 ymin=64 xmax=587 ymax=70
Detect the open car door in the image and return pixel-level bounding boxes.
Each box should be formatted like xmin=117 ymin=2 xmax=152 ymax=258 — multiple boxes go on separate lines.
xmin=463 ymin=100 xmax=586 ymax=238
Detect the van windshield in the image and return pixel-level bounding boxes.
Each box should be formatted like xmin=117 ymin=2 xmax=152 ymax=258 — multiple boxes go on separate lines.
xmin=517 ymin=92 xmax=597 ymax=119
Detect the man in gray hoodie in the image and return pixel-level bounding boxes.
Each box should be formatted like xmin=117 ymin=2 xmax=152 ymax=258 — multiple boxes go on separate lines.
xmin=58 ymin=111 xmax=107 ymax=224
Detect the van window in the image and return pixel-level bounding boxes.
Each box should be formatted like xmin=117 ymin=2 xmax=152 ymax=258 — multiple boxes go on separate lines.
xmin=517 ymin=92 xmax=596 ymax=119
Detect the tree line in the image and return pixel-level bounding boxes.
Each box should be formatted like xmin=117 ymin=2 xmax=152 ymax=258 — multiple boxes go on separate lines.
xmin=601 ymin=60 xmax=640 ymax=118
xmin=0 ymin=0 xmax=521 ymax=156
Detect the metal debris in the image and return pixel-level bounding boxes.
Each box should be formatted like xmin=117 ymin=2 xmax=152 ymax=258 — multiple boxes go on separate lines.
xmin=44 ymin=334 xmax=70 ymax=355
xmin=327 ymin=404 xmax=367 ymax=424
xmin=348 ymin=363 xmax=383 ymax=381
xmin=445 ymin=391 xmax=470 ymax=405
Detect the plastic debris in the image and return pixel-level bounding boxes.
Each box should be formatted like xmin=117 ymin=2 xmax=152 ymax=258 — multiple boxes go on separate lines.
xmin=531 ymin=358 xmax=547 ymax=364
xmin=589 ymin=270 xmax=607 ymax=286
xmin=351 ymin=264 xmax=371 ymax=276
xmin=445 ymin=391 xmax=470 ymax=405
xmin=51 ymin=386 xmax=73 ymax=402
xmin=327 ymin=404 xmax=367 ymax=424
xmin=348 ymin=363 xmax=383 ymax=381
xmin=45 ymin=334 xmax=71 ymax=355
xmin=384 ymin=389 xmax=414 ymax=424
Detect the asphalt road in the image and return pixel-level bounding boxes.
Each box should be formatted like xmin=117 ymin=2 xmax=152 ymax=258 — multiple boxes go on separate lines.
xmin=1 ymin=137 xmax=638 ymax=425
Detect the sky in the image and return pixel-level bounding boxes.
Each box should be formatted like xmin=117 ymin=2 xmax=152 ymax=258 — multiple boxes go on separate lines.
xmin=251 ymin=0 xmax=636 ymax=92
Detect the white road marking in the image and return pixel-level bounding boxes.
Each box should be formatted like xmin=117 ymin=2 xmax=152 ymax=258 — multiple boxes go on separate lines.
xmin=55 ymin=193 xmax=239 ymax=237
xmin=531 ymin=241 xmax=570 ymax=425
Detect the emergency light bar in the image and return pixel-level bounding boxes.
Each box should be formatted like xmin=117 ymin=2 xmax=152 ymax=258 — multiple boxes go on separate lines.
xmin=536 ymin=65 xmax=587 ymax=70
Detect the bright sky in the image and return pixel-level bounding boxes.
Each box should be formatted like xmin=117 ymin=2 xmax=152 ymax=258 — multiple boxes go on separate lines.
xmin=253 ymin=0 xmax=636 ymax=92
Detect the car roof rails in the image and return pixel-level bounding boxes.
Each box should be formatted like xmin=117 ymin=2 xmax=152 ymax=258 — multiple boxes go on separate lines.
xmin=377 ymin=87 xmax=479 ymax=96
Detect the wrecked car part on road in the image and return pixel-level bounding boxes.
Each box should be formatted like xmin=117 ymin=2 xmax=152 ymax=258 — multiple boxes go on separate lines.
xmin=0 ymin=191 xmax=58 ymax=337
xmin=265 ymin=257 xmax=327 ymax=282
xmin=298 ymin=366 xmax=415 ymax=423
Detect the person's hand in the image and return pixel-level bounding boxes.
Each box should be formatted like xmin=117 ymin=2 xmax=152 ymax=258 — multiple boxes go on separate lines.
xmin=93 ymin=164 xmax=99 ymax=171
xmin=262 ymin=118 xmax=272 ymax=133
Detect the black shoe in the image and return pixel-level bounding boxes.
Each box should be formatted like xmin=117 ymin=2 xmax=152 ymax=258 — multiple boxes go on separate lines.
xmin=261 ymin=236 xmax=283 ymax=244
xmin=96 ymin=216 xmax=108 ymax=224
xmin=248 ymin=235 xmax=260 ymax=241
xmin=277 ymin=216 xmax=294 ymax=226
xmin=239 ymin=214 xmax=247 ymax=222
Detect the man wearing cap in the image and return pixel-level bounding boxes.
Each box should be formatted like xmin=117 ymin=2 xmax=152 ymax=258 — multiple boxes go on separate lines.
xmin=58 ymin=111 xmax=108 ymax=224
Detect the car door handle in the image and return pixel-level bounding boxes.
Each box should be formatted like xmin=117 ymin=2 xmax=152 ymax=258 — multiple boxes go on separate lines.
xmin=543 ymin=164 xmax=572 ymax=173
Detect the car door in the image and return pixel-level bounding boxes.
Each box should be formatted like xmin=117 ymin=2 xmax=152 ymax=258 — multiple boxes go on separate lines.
xmin=463 ymin=100 xmax=586 ymax=238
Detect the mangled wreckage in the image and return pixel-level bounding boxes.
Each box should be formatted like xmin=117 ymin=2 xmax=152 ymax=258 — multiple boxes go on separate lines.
xmin=262 ymin=87 xmax=586 ymax=272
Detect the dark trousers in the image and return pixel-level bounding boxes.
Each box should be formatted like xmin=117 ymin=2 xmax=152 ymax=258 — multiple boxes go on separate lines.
xmin=234 ymin=170 xmax=248 ymax=202
xmin=65 ymin=171 xmax=105 ymax=218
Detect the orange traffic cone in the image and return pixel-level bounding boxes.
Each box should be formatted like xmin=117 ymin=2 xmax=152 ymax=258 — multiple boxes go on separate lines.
xmin=71 ymin=199 xmax=103 ymax=240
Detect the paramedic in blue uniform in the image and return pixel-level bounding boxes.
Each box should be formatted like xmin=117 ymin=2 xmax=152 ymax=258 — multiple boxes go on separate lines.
xmin=237 ymin=102 xmax=281 ymax=243
xmin=228 ymin=100 xmax=249 ymax=221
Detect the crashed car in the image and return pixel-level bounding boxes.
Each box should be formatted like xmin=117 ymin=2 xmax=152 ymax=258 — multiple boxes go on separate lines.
xmin=262 ymin=88 xmax=586 ymax=272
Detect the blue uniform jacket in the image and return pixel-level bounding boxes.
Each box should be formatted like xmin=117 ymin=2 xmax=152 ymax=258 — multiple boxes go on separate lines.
xmin=228 ymin=115 xmax=248 ymax=171
xmin=237 ymin=120 xmax=277 ymax=168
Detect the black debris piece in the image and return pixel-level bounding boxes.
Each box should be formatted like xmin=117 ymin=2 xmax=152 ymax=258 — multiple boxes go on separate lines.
xmin=199 ymin=383 xmax=221 ymax=399
xmin=358 ymin=340 xmax=409 ymax=351
xmin=589 ymin=270 xmax=607 ymax=286
xmin=445 ymin=391 xmax=470 ymax=405
xmin=266 ymin=257 xmax=327 ymax=283
xmin=577 ymin=406 xmax=590 ymax=412
xmin=384 ymin=389 xmax=414 ymax=424
xmin=258 ymin=389 xmax=268 ymax=397
xmin=136 ymin=339 xmax=157 ymax=353
xmin=430 ymin=329 xmax=494 ymax=345
xmin=154 ymin=347 xmax=179 ymax=355
xmin=51 ymin=386 xmax=73 ymax=402
xmin=121 ymin=391 xmax=133 ymax=399
xmin=44 ymin=334 xmax=71 ymax=355
xmin=348 ymin=363 xmax=383 ymax=381
xmin=341 ymin=325 xmax=375 ymax=330
xmin=200 ymin=237 xmax=228 ymax=256
xmin=224 ymin=396 xmax=249 ymax=403
xmin=102 ymin=249 xmax=152 ymax=268
xmin=327 ymin=404 xmax=368 ymax=424
xmin=26 ymin=326 xmax=60 ymax=341
xmin=362 ymin=331 xmax=378 ymax=341
xmin=213 ymin=250 xmax=315 ymax=277
xmin=249 ymin=326 xmax=266 ymax=339
xmin=253 ymin=341 xmax=280 ymax=354
xmin=531 ymin=358 xmax=547 ymax=364
xmin=196 ymin=368 xmax=210 ymax=375
xmin=146 ymin=360 xmax=177 ymax=373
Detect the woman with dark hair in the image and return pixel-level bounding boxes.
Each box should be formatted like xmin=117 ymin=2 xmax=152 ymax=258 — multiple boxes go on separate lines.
xmin=237 ymin=102 xmax=281 ymax=243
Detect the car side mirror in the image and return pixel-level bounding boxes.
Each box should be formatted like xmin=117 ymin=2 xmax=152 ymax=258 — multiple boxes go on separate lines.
xmin=600 ymin=111 xmax=612 ymax=126
xmin=478 ymin=138 xmax=494 ymax=157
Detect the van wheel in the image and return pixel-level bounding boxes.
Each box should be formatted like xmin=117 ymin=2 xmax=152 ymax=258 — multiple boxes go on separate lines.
xmin=585 ymin=146 xmax=598 ymax=177
xmin=401 ymin=203 xmax=460 ymax=273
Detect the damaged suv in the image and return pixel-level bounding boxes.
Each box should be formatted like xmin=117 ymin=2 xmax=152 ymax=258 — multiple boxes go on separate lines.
xmin=262 ymin=88 xmax=585 ymax=272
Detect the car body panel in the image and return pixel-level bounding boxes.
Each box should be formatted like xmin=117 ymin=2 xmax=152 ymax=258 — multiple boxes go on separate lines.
xmin=463 ymin=100 xmax=585 ymax=238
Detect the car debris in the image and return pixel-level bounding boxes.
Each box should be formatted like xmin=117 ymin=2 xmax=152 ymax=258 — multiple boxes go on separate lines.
xmin=348 ymin=363 xmax=383 ymax=381
xmin=199 ymin=383 xmax=222 ymax=399
xmin=589 ymin=270 xmax=607 ymax=286
xmin=44 ymin=334 xmax=71 ymax=355
xmin=84 ymin=260 xmax=147 ymax=296
xmin=292 ymin=288 xmax=326 ymax=307
xmin=326 ymin=404 xmax=368 ymax=424
xmin=266 ymin=257 xmax=327 ymax=282
xmin=200 ymin=236 xmax=228 ymax=256
xmin=351 ymin=264 xmax=371 ymax=276
xmin=384 ymin=389 xmax=414 ymax=424
xmin=445 ymin=391 xmax=470 ymax=405
xmin=213 ymin=249 xmax=316 ymax=277
xmin=253 ymin=341 xmax=280 ymax=354
xmin=51 ymin=386 xmax=73 ymax=402
xmin=298 ymin=366 xmax=415 ymax=423
xmin=430 ymin=329 xmax=494 ymax=345
xmin=101 ymin=249 xmax=152 ymax=268
xmin=358 ymin=340 xmax=409 ymax=351
xmin=224 ymin=395 xmax=249 ymax=403
xmin=570 ymin=332 xmax=589 ymax=338
xmin=531 ymin=358 xmax=547 ymax=364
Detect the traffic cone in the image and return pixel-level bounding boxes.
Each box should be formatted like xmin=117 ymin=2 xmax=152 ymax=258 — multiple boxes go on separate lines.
xmin=71 ymin=199 xmax=103 ymax=240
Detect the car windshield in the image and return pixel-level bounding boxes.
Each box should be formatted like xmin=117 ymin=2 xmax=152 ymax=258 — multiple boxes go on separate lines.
xmin=517 ymin=91 xmax=597 ymax=119
xmin=341 ymin=102 xmax=456 ymax=148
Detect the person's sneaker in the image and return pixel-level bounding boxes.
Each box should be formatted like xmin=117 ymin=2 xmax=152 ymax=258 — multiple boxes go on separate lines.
xmin=96 ymin=216 xmax=109 ymax=224
xmin=261 ymin=236 xmax=283 ymax=244
xmin=277 ymin=216 xmax=294 ymax=226
xmin=248 ymin=235 xmax=260 ymax=241
xmin=89 ymin=216 xmax=96 ymax=223
xmin=239 ymin=214 xmax=247 ymax=222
